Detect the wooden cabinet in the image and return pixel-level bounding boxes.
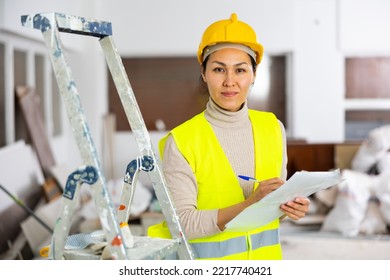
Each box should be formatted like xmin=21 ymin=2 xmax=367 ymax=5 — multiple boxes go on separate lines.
xmin=286 ymin=141 xmax=361 ymax=179
xmin=345 ymin=57 xmax=390 ymax=140
xmin=286 ymin=143 xmax=335 ymax=179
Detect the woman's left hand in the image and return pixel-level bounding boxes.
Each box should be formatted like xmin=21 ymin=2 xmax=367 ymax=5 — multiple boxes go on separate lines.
xmin=280 ymin=197 xmax=310 ymax=220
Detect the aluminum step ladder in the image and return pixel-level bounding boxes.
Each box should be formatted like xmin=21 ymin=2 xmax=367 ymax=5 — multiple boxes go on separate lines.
xmin=21 ymin=12 xmax=195 ymax=260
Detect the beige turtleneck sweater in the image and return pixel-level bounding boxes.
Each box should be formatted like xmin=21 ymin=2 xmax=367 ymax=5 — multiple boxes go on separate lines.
xmin=161 ymin=98 xmax=287 ymax=240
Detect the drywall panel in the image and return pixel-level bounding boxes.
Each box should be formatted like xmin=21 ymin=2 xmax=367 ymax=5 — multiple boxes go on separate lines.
xmin=0 ymin=141 xmax=44 ymax=212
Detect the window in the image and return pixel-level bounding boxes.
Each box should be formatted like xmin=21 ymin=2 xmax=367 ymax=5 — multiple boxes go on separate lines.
xmin=345 ymin=57 xmax=390 ymax=140
xmin=14 ymin=49 xmax=28 ymax=142
xmin=0 ymin=33 xmax=62 ymax=148
xmin=0 ymin=42 xmax=5 ymax=147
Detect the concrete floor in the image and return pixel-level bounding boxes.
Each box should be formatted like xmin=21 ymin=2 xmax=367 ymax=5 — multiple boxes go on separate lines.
xmin=280 ymin=220 xmax=390 ymax=260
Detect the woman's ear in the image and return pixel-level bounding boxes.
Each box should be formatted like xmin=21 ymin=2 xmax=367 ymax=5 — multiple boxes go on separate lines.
xmin=200 ymin=67 xmax=207 ymax=83
xmin=251 ymin=73 xmax=256 ymax=86
xmin=201 ymin=73 xmax=207 ymax=83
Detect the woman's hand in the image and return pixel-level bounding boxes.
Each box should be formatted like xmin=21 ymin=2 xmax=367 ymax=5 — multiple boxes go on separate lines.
xmin=280 ymin=197 xmax=310 ymax=220
xmin=246 ymin=177 xmax=285 ymax=206
xmin=217 ymin=177 xmax=284 ymax=230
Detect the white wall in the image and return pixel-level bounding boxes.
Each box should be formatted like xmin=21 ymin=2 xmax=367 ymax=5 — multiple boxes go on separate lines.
xmin=96 ymin=0 xmax=295 ymax=56
xmin=339 ymin=0 xmax=390 ymax=54
xmin=2 ymin=0 xmax=390 ymax=176
xmin=1 ymin=0 xmax=109 ymax=169
xmin=291 ymin=0 xmax=344 ymax=142
xmin=1 ymin=0 xmax=97 ymax=51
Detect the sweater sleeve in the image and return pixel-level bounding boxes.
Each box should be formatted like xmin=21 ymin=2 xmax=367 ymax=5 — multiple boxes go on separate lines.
xmin=161 ymin=134 xmax=222 ymax=239
xmin=279 ymin=120 xmax=288 ymax=181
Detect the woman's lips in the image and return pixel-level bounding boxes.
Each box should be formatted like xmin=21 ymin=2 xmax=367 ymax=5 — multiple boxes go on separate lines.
xmin=221 ymin=91 xmax=238 ymax=97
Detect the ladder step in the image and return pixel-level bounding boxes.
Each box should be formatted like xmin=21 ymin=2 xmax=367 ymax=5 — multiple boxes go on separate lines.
xmin=62 ymin=233 xmax=179 ymax=260
xmin=125 ymin=236 xmax=179 ymax=260
xmin=21 ymin=13 xmax=112 ymax=37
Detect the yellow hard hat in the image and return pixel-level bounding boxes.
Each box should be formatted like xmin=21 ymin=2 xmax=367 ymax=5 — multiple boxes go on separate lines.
xmin=197 ymin=13 xmax=264 ymax=65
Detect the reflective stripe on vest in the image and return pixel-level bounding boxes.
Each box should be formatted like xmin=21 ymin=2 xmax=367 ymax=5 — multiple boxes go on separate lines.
xmin=191 ymin=228 xmax=280 ymax=259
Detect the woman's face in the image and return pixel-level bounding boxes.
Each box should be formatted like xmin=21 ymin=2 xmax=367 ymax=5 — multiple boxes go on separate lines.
xmin=202 ymin=48 xmax=256 ymax=112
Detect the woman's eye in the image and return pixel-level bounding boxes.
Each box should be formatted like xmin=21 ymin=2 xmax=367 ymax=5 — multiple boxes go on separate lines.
xmin=213 ymin=67 xmax=225 ymax=73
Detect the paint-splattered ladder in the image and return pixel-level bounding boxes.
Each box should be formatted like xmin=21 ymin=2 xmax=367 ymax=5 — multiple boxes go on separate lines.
xmin=21 ymin=13 xmax=195 ymax=260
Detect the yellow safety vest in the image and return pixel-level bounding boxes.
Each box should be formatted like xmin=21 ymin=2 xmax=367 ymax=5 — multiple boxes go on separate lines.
xmin=148 ymin=110 xmax=283 ymax=260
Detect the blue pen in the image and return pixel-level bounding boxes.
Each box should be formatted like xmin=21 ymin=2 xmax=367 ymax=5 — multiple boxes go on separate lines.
xmin=238 ymin=175 xmax=261 ymax=183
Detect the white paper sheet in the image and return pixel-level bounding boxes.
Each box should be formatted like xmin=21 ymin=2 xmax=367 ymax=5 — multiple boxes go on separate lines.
xmin=225 ymin=170 xmax=342 ymax=231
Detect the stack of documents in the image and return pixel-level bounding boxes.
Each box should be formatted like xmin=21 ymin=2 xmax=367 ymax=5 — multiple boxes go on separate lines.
xmin=226 ymin=170 xmax=341 ymax=231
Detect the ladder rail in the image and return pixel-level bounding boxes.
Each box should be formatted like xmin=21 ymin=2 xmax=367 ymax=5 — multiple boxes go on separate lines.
xmin=22 ymin=12 xmax=196 ymax=260
xmin=100 ymin=36 xmax=195 ymax=260
xmin=50 ymin=166 xmax=99 ymax=260
xmin=22 ymin=13 xmax=128 ymax=260
xmin=117 ymin=156 xmax=154 ymax=224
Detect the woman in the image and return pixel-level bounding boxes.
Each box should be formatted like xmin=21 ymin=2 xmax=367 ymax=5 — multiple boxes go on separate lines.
xmin=148 ymin=13 xmax=310 ymax=260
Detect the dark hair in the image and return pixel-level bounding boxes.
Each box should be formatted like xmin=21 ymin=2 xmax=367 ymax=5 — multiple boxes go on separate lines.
xmin=200 ymin=53 xmax=257 ymax=73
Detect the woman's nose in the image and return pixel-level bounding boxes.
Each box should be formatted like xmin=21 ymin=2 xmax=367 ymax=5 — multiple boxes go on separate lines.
xmin=223 ymin=72 xmax=235 ymax=87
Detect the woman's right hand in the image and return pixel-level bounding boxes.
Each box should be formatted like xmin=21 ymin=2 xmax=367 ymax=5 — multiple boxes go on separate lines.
xmin=246 ymin=177 xmax=284 ymax=206
xmin=218 ymin=177 xmax=284 ymax=231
